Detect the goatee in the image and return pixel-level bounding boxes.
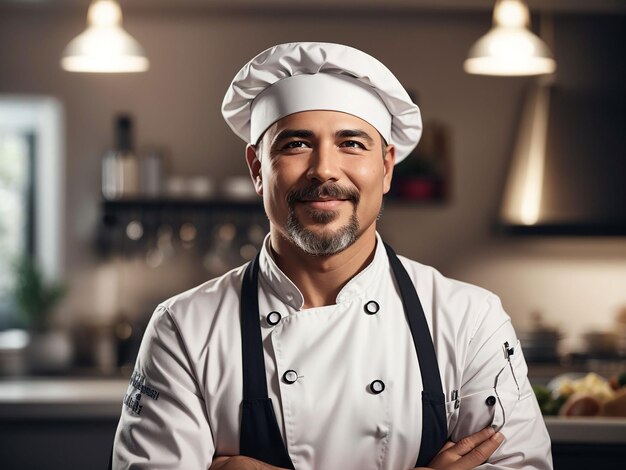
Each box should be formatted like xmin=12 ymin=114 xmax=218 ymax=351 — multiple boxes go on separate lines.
xmin=285 ymin=182 xmax=360 ymax=256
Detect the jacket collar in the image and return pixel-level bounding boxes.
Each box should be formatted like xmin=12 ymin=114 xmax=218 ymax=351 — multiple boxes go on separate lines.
xmin=258 ymin=232 xmax=389 ymax=311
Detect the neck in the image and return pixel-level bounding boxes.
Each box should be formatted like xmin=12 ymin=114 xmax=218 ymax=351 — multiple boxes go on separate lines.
xmin=270 ymin=226 xmax=378 ymax=309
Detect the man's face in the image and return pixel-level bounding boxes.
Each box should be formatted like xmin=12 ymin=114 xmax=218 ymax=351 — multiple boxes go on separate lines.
xmin=246 ymin=110 xmax=395 ymax=256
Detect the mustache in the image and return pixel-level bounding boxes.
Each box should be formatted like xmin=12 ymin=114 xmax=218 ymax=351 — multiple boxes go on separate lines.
xmin=286 ymin=183 xmax=360 ymax=206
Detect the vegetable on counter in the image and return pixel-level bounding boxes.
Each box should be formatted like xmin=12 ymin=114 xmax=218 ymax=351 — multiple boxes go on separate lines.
xmin=610 ymin=372 xmax=626 ymax=390
xmin=533 ymin=372 xmax=626 ymax=417
xmin=533 ymin=385 xmax=567 ymax=416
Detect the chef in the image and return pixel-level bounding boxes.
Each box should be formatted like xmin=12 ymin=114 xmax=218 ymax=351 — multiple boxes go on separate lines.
xmin=112 ymin=42 xmax=553 ymax=470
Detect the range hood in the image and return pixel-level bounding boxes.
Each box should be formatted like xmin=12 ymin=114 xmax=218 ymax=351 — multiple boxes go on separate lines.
xmin=500 ymin=79 xmax=626 ymax=235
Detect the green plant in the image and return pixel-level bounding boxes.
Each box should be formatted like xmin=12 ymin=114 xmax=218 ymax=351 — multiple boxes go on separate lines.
xmin=12 ymin=256 xmax=67 ymax=330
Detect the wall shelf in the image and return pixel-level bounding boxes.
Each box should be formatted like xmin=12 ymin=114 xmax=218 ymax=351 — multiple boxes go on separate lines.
xmin=101 ymin=197 xmax=263 ymax=212
xmin=97 ymin=198 xmax=268 ymax=259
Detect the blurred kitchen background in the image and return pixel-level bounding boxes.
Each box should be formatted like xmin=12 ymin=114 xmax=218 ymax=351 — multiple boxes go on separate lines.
xmin=0 ymin=0 xmax=625 ymax=468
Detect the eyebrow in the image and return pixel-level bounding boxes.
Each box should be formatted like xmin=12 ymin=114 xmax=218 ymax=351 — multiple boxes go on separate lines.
xmin=335 ymin=129 xmax=375 ymax=145
xmin=272 ymin=128 xmax=375 ymax=146
xmin=272 ymin=129 xmax=315 ymax=145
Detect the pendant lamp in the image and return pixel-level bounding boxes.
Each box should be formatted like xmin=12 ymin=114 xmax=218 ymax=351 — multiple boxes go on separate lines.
xmin=61 ymin=0 xmax=149 ymax=73
xmin=464 ymin=0 xmax=556 ymax=76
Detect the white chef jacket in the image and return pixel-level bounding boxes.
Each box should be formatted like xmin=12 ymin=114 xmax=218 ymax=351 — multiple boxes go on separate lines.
xmin=112 ymin=233 xmax=553 ymax=469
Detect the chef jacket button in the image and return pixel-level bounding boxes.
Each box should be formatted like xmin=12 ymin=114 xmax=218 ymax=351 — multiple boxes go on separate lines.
xmin=364 ymin=300 xmax=380 ymax=315
xmin=376 ymin=425 xmax=389 ymax=438
xmin=370 ymin=379 xmax=385 ymax=394
xmin=485 ymin=395 xmax=497 ymax=406
xmin=267 ymin=311 xmax=282 ymax=326
xmin=283 ymin=370 xmax=299 ymax=384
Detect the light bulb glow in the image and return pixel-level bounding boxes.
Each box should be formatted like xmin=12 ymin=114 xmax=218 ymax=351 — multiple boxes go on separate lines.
xmin=88 ymin=1 xmax=122 ymax=27
xmin=464 ymin=5 xmax=556 ymax=77
xmin=494 ymin=0 xmax=529 ymax=28
xmin=487 ymin=29 xmax=535 ymax=59
xmin=465 ymin=0 xmax=555 ymax=77
xmin=61 ymin=0 xmax=149 ymax=73
xmin=464 ymin=56 xmax=555 ymax=76
xmin=61 ymin=55 xmax=149 ymax=73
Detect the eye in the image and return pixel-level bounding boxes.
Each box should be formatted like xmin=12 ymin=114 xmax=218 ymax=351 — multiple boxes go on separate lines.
xmin=340 ymin=140 xmax=367 ymax=150
xmin=282 ymin=140 xmax=310 ymax=149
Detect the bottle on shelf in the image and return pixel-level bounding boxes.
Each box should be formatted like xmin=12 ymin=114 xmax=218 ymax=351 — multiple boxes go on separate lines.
xmin=140 ymin=148 xmax=164 ymax=198
xmin=102 ymin=113 xmax=140 ymax=200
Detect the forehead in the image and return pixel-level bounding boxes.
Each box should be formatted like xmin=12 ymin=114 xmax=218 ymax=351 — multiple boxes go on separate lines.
xmin=265 ymin=110 xmax=380 ymax=139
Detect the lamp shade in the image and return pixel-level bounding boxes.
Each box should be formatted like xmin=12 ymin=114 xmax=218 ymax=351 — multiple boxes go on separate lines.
xmin=464 ymin=0 xmax=555 ymax=76
xmin=61 ymin=0 xmax=149 ymax=73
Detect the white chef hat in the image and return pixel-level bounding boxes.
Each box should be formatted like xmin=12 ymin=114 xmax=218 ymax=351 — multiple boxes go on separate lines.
xmin=221 ymin=42 xmax=422 ymax=164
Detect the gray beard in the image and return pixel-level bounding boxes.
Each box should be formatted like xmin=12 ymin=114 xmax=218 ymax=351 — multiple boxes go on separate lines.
xmin=286 ymin=206 xmax=359 ymax=256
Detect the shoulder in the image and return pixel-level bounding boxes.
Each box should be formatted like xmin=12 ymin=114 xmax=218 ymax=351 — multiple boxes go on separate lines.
xmin=396 ymin=254 xmax=493 ymax=307
xmin=396 ymin=254 xmax=510 ymax=340
xmin=154 ymin=263 xmax=248 ymax=337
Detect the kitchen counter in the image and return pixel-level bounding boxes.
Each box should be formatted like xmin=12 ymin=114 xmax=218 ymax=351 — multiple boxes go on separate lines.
xmin=1 ymin=377 xmax=624 ymax=469
xmin=544 ymin=416 xmax=626 ymax=443
xmin=0 ymin=377 xmax=127 ymax=419
xmin=0 ymin=378 xmax=128 ymax=469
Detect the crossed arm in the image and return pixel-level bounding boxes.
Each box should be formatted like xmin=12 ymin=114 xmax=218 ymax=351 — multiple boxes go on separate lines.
xmin=210 ymin=427 xmax=504 ymax=470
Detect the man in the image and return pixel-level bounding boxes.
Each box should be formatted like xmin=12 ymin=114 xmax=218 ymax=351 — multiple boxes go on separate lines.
xmin=112 ymin=42 xmax=552 ymax=469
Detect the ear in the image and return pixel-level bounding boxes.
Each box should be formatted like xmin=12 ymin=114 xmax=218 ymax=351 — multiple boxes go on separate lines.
xmin=246 ymin=144 xmax=263 ymax=196
xmin=382 ymin=144 xmax=396 ymax=195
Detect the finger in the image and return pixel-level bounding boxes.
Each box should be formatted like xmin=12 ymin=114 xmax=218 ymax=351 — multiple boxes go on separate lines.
xmin=452 ymin=427 xmax=496 ymax=456
xmin=453 ymin=432 xmax=504 ymax=469
xmin=209 ymin=456 xmax=230 ymax=469
xmin=439 ymin=441 xmax=456 ymax=453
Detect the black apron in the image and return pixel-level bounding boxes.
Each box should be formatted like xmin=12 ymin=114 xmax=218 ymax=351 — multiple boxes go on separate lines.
xmin=239 ymin=242 xmax=447 ymax=469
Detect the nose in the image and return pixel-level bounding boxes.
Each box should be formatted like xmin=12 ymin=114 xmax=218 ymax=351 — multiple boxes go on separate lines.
xmin=306 ymin=143 xmax=340 ymax=183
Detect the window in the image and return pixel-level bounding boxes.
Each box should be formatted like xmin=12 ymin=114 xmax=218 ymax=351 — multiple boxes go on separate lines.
xmin=0 ymin=96 xmax=64 ymax=328
xmin=0 ymin=132 xmax=36 ymax=326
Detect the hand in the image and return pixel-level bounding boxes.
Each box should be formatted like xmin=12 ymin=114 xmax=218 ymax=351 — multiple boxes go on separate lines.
xmin=416 ymin=426 xmax=505 ymax=470
xmin=209 ymin=455 xmax=288 ymax=470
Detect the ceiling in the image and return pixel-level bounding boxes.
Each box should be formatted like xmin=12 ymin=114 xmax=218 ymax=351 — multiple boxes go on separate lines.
xmin=2 ymin=0 xmax=626 ymax=14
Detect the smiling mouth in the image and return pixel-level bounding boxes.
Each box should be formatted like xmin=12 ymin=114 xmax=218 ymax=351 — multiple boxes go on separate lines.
xmin=299 ymin=198 xmax=348 ymax=210
xmin=287 ymin=183 xmax=360 ymax=211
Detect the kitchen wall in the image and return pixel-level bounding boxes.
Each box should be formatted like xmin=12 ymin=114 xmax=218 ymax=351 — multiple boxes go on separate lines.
xmin=0 ymin=4 xmax=624 ymax=345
